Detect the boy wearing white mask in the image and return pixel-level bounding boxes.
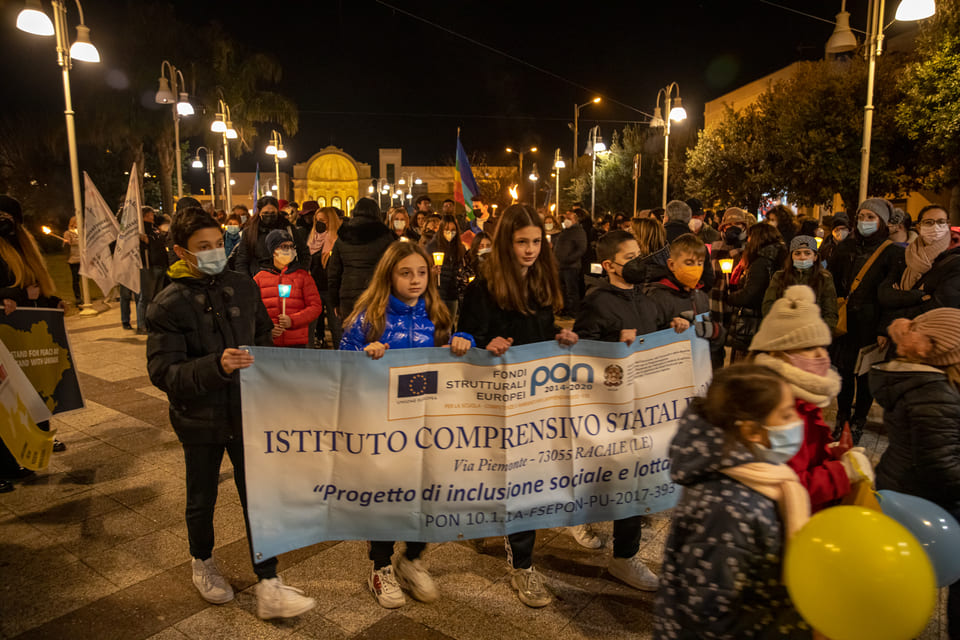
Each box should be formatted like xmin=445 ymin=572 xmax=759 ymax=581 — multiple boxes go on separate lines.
xmin=146 ymin=208 xmax=317 ymax=619
xmin=253 ymin=229 xmax=323 ymax=347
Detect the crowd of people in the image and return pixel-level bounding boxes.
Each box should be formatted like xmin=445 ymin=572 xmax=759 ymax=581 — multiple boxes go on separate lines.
xmin=2 ymin=189 xmax=960 ymax=637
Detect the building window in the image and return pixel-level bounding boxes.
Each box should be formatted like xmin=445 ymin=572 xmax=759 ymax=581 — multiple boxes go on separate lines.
xmin=386 ymin=163 xmax=395 ymax=184
xmin=318 ymin=196 xmax=326 ymax=207
xmin=346 ymin=197 xmax=355 ymax=215
xmin=332 ymin=196 xmax=342 ymax=209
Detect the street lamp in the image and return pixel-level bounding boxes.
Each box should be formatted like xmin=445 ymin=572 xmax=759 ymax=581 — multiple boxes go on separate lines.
xmin=528 ymin=163 xmax=540 ymax=208
xmin=155 ymin=60 xmax=193 ymax=199
xmin=192 ymin=147 xmax=217 ymax=210
xmin=17 ymin=0 xmax=100 ymax=314
xmin=506 ymin=146 xmax=537 ymax=199
xmin=830 ymin=0 xmax=936 ymax=203
xmin=210 ymin=97 xmax=236 ymax=210
xmin=572 ymin=97 xmax=601 ymax=171
xmin=398 ymin=172 xmax=421 ymax=203
xmin=265 ymin=129 xmax=287 ymax=200
xmin=553 ymin=149 xmax=565 ymax=213
xmin=649 ymin=82 xmax=687 ymax=209
xmin=587 ymin=126 xmax=607 ymax=217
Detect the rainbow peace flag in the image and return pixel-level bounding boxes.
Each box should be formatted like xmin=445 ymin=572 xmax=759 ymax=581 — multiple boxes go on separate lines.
xmin=454 ymin=137 xmax=481 ymax=220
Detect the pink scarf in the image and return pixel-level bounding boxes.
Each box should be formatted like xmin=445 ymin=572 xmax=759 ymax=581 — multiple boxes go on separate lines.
xmin=308 ymin=230 xmax=327 ymax=256
xmin=901 ymin=234 xmax=949 ymax=290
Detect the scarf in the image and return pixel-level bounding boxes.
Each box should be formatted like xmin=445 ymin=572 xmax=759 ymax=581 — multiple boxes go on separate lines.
xmin=901 ymin=233 xmax=949 ymax=290
xmin=307 ymin=229 xmax=326 ymax=255
xmin=722 ymin=462 xmax=811 ymax=543
xmin=753 ymin=353 xmax=841 ymax=408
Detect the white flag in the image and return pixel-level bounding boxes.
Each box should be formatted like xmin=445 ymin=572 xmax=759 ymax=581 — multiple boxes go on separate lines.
xmin=79 ymin=172 xmax=120 ymax=297
xmin=113 ymin=164 xmax=143 ymax=293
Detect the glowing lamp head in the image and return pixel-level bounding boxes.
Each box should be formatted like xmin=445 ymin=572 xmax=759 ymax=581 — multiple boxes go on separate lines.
xmin=192 ymin=158 xmax=203 ymax=169
xmin=278 ymin=284 xmax=292 ymax=298
xmin=719 ymin=259 xmax=734 ymax=274
xmin=432 ymin=252 xmax=445 ymax=266
xmin=16 ymin=1 xmax=54 ymax=36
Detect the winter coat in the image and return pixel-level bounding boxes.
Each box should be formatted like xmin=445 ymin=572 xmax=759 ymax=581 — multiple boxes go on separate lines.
xmin=425 ymin=237 xmax=462 ymax=301
xmin=339 ymin=295 xmax=474 ymax=351
xmin=327 ymin=217 xmax=395 ymax=318
xmin=230 ymin=221 xmax=310 ymax=279
xmin=458 ymin=275 xmax=557 ymax=348
xmin=573 ymin=280 xmax=660 ymax=342
xmin=829 ymin=234 xmax=904 ymax=369
xmin=642 ymin=276 xmax=711 ymax=330
xmin=253 ymin=263 xmax=323 ymax=347
xmin=727 ymin=243 xmax=785 ymax=313
xmin=553 ymin=224 xmax=587 ymax=270
xmin=624 ymin=245 xmax=716 ymax=291
xmin=762 ymin=269 xmax=839 ymax=329
xmin=787 ymin=399 xmax=850 ymax=511
xmin=146 ymin=261 xmax=273 ymax=444
xmin=223 ymin=229 xmax=242 ymax=260
xmin=0 ymin=250 xmax=61 ymax=309
xmin=695 ymin=223 xmax=721 ymax=245
xmin=663 ymin=219 xmax=691 ymax=244
xmin=654 ymin=407 xmax=810 ymax=640
xmin=870 ymin=360 xmax=960 ymax=512
xmin=879 ymin=245 xmax=960 ymax=322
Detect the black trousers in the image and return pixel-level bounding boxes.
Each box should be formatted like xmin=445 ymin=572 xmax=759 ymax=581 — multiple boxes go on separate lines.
xmin=837 ymin=370 xmax=874 ymax=423
xmin=369 ymin=541 xmax=427 ymax=569
xmin=506 ymin=516 xmax=643 ymax=569
xmin=182 ymin=440 xmax=278 ymax=580
xmin=68 ymin=262 xmax=81 ymax=302
xmin=559 ymin=268 xmax=582 ymax=314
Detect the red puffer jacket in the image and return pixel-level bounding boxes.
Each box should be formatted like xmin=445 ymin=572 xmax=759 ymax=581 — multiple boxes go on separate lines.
xmin=253 ymin=265 xmax=323 ymax=346
xmin=786 ymin=398 xmax=851 ymax=512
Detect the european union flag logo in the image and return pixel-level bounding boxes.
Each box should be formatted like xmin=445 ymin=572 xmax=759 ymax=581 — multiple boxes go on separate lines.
xmin=398 ymin=371 xmax=438 ymax=397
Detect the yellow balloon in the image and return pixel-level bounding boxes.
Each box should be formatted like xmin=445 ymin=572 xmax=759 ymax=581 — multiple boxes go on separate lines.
xmin=785 ymin=506 xmax=937 ymax=640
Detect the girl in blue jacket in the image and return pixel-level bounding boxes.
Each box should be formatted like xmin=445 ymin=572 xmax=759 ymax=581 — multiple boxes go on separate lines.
xmin=339 ymin=240 xmax=474 ymax=609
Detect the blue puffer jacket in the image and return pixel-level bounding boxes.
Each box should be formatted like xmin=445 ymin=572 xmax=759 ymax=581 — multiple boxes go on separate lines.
xmin=654 ymin=405 xmax=811 ymax=640
xmin=339 ymin=295 xmax=475 ymax=351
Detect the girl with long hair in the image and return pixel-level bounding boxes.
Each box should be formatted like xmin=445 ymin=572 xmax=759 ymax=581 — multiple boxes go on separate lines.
xmin=308 ymin=207 xmax=342 ymax=347
xmin=388 ymin=208 xmax=419 ymax=242
xmin=425 ymin=214 xmax=465 ymax=317
xmin=458 ymin=204 xmax=577 ymax=609
xmin=762 ymin=236 xmax=838 ymax=328
xmin=726 ymin=222 xmax=785 ymax=357
xmin=231 ymin=196 xmax=308 ymax=278
xmin=339 ymin=241 xmax=474 ymax=609
xmin=456 ymin=231 xmax=491 ymax=305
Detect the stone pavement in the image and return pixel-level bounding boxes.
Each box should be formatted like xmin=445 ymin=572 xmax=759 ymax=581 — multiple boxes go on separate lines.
xmin=0 ymin=305 xmax=948 ymax=639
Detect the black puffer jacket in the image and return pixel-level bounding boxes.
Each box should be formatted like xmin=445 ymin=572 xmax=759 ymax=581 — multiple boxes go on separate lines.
xmin=574 ymin=281 xmax=660 ymax=342
xmin=425 ymin=237 xmax=462 ymax=301
xmin=870 ymin=360 xmax=960 ymax=512
xmin=230 ymin=220 xmax=309 ymax=279
xmin=879 ymin=246 xmax=960 ymax=323
xmin=327 ymin=217 xmax=394 ymax=318
xmin=726 ymin=243 xmax=785 ymax=313
xmin=654 ymin=407 xmax=810 ymax=639
xmin=553 ymin=223 xmax=587 ymax=270
xmin=664 ymin=219 xmax=691 ymax=243
xmin=146 ymin=264 xmax=273 ymax=444
xmin=623 ymin=245 xmax=716 ymax=291
xmin=458 ymin=275 xmax=556 ymax=347
xmin=830 ymin=234 xmax=904 ymax=368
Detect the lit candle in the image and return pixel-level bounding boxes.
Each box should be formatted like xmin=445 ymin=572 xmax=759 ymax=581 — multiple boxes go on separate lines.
xmin=432 ymin=252 xmax=445 ymax=266
xmin=719 ymin=259 xmax=734 ymax=274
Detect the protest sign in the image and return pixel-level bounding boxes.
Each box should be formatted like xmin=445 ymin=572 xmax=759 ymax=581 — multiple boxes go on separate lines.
xmin=0 ymin=338 xmax=54 ymax=470
xmin=241 ymin=329 xmax=711 ymax=561
xmin=0 ymin=308 xmax=84 ymax=414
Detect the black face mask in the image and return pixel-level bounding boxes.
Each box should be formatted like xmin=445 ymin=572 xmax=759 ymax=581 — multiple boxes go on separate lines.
xmin=259 ymin=212 xmax=279 ymax=228
xmin=315 ymin=221 xmax=327 ymax=234
xmin=0 ymin=217 xmax=16 ymax=239
xmin=723 ymin=227 xmax=743 ymax=246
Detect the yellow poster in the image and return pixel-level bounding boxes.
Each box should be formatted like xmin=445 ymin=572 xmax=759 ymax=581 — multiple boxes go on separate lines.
xmin=0 ymin=339 xmax=54 ymax=470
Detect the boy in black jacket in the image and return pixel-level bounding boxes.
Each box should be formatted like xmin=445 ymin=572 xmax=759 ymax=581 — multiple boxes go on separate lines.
xmin=571 ymin=230 xmax=688 ymax=591
xmin=146 ymin=208 xmax=316 ymax=620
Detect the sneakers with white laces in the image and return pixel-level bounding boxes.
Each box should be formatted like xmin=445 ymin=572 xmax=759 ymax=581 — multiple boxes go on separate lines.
xmin=191 ymin=557 xmax=234 ymax=604
xmin=569 ymin=524 xmax=604 ymax=549
xmin=369 ymin=565 xmax=406 ymax=608
xmin=608 ymin=554 xmax=660 ymax=591
xmin=394 ymin=555 xmax=439 ymax=602
xmin=510 ymin=567 xmax=552 ymax=608
xmin=256 ymin=576 xmax=317 ymax=619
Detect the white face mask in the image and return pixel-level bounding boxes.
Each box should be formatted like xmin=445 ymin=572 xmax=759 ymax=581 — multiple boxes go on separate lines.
xmin=275 ymin=248 xmax=296 ymax=266
xmin=920 ymin=223 xmax=949 ymax=244
xmin=561 ymin=219 xmax=573 ymax=230
xmin=444 ymin=231 xmax=456 ymax=241
xmin=394 ymin=220 xmax=406 ymax=231
xmin=478 ymin=247 xmax=492 ymax=256
xmin=544 ymin=222 xmax=555 ymax=231
xmin=688 ymin=218 xmax=703 ymax=232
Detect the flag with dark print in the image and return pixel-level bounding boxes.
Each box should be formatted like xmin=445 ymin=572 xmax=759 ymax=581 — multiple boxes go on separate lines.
xmin=397 ymin=371 xmax=438 ymax=397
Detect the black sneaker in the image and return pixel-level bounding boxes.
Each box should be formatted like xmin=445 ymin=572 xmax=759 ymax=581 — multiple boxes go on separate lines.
xmin=851 ymin=419 xmax=866 ymax=446
xmin=52 ymin=439 xmax=66 ymax=452
xmin=0 ymin=480 xmax=13 ymax=493
xmin=122 ymin=323 xmax=134 ymax=330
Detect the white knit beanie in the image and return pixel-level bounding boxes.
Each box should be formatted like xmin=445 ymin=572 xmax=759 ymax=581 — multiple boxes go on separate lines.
xmin=749 ymin=285 xmax=832 ymax=352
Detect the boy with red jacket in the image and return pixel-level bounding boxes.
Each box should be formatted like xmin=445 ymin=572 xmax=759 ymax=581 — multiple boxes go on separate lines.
xmin=254 ymin=229 xmax=323 ymax=347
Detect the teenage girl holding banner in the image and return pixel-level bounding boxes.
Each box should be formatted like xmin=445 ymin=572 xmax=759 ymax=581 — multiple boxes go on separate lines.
xmin=339 ymin=241 xmax=474 ymax=609
xmin=458 ymin=203 xmax=579 ymax=608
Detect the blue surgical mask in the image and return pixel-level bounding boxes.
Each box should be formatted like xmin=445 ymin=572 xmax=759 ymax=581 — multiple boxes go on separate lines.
xmin=793 ymin=259 xmax=814 ymax=271
xmin=187 ymin=247 xmax=227 ymax=276
xmin=225 ymin=225 xmax=239 ymax=235
xmin=757 ymin=419 xmax=805 ymax=464
xmin=858 ymin=220 xmax=878 ymax=236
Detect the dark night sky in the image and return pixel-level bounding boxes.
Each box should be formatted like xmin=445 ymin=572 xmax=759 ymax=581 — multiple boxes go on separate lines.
xmin=0 ymin=0 xmax=919 ymax=185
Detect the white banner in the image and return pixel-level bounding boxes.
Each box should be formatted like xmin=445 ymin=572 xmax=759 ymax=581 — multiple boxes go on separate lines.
xmin=80 ymin=172 xmax=120 ymax=296
xmin=113 ymin=164 xmax=142 ymax=293
xmin=241 ymin=329 xmax=712 ymax=561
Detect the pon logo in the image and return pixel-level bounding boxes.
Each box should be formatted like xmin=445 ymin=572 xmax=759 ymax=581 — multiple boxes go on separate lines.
xmin=530 ymin=362 xmax=594 ymax=396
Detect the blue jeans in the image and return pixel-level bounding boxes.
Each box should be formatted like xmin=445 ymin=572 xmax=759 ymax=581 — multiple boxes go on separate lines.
xmin=119 ymin=286 xmax=144 ymax=328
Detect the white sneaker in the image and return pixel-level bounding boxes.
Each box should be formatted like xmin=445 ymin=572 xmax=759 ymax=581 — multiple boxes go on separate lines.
xmin=394 ymin=555 xmax=439 ymax=603
xmin=369 ymin=565 xmax=406 ymax=609
xmin=608 ymin=555 xmax=660 ymax=591
xmin=569 ymin=524 xmax=604 ymax=549
xmin=510 ymin=567 xmax=552 ymax=608
xmin=191 ymin=557 xmax=234 ymax=604
xmin=255 ymin=577 xmax=317 ymax=619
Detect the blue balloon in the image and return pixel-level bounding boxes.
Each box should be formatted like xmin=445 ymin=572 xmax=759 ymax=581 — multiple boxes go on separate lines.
xmin=877 ymin=490 xmax=960 ymax=588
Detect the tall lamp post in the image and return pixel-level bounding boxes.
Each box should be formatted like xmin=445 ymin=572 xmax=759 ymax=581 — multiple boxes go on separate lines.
xmin=191 ymin=147 xmax=216 ymax=209
xmin=154 ymin=60 xmax=194 ymax=199
xmin=649 ymin=83 xmax=687 ymax=209
xmin=210 ymin=98 xmax=238 ymax=211
xmin=825 ymin=0 xmax=935 ymax=203
xmin=587 ymin=126 xmax=607 ymax=218
xmin=506 ymin=146 xmax=537 ymax=199
xmin=265 ymin=130 xmax=288 ymax=200
xmin=17 ymin=0 xmax=100 ymax=314
xmin=528 ymin=163 xmax=540 ymax=208
xmin=553 ymin=149 xmax=565 ymax=213
xmin=573 ymin=97 xmax=601 ymax=171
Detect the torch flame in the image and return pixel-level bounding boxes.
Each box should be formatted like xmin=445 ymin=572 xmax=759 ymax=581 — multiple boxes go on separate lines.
xmin=508 ymin=184 xmax=519 ymax=202
xmin=42 ymin=226 xmax=52 ymax=235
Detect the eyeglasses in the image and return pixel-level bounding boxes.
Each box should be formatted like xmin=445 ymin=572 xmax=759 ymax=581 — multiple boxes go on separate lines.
xmin=920 ymin=219 xmax=949 ymax=228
